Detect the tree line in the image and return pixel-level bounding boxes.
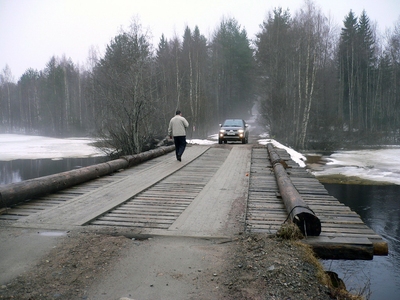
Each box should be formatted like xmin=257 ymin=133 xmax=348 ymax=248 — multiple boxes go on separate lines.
xmin=1 ymin=1 xmax=400 ymax=153
xmin=256 ymin=2 xmax=400 ymax=149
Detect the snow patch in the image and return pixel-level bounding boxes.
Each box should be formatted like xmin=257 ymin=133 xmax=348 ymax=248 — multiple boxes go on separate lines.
xmin=258 ymin=138 xmax=306 ymax=168
xmin=0 ymin=134 xmax=105 ymax=161
xmin=312 ymin=148 xmax=400 ymax=185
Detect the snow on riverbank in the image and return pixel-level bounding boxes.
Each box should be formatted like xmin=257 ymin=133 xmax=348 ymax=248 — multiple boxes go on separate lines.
xmin=0 ymin=134 xmax=105 ymax=160
xmin=310 ymin=147 xmax=400 ymax=185
xmin=257 ymin=134 xmax=400 ymax=185
xmin=0 ymin=133 xmax=306 ymax=167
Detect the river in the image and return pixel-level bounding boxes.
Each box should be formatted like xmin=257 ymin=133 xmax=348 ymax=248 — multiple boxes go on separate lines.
xmin=0 ymin=157 xmax=109 ymax=185
xmin=308 ymin=147 xmax=400 ymax=300
xmin=322 ymin=183 xmax=400 ymax=300
xmin=0 ymin=134 xmax=108 ymax=185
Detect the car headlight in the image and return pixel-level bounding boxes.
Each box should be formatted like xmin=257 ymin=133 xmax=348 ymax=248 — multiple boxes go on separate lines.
xmin=219 ymin=129 xmax=225 ymax=133
xmin=238 ymin=129 xmax=244 ymax=133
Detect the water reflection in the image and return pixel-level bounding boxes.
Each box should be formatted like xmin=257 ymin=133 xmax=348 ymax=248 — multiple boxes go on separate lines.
xmin=322 ymin=184 xmax=400 ymax=300
xmin=0 ymin=157 xmax=109 ymax=185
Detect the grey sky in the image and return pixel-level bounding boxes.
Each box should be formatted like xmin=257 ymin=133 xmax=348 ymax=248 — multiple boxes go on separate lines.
xmin=1 ymin=0 xmax=399 ymax=80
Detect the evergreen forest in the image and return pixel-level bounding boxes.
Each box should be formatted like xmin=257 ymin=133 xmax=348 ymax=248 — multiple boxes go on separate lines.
xmin=1 ymin=1 xmax=400 ymax=154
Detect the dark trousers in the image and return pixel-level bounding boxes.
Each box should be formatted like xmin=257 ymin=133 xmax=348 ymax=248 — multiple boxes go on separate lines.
xmin=173 ymin=136 xmax=187 ymax=158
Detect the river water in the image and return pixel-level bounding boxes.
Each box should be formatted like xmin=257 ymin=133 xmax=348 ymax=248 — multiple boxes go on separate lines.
xmin=322 ymin=183 xmax=400 ymax=300
xmin=0 ymin=134 xmax=108 ymax=185
xmin=307 ymin=146 xmax=400 ymax=300
xmin=0 ymin=157 xmax=109 ymax=185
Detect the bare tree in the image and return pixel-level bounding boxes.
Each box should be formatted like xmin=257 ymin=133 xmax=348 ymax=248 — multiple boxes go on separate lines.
xmin=92 ymin=20 xmax=156 ymax=155
xmin=0 ymin=65 xmax=15 ymax=129
xmin=293 ymin=0 xmax=332 ymax=149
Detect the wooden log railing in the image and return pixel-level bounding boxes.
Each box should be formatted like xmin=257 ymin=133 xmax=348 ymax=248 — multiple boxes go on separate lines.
xmin=267 ymin=143 xmax=321 ymax=236
xmin=0 ymin=145 xmax=175 ymax=208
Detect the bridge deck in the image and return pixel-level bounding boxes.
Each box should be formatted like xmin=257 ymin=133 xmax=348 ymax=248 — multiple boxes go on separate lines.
xmin=0 ymin=144 xmax=388 ymax=259
xmin=247 ymin=146 xmax=388 ymax=259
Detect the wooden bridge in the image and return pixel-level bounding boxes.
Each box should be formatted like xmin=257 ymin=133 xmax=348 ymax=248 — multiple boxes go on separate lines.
xmin=0 ymin=143 xmax=388 ymax=260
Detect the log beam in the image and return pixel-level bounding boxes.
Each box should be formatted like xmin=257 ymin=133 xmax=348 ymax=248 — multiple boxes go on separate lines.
xmin=0 ymin=145 xmax=175 ymax=208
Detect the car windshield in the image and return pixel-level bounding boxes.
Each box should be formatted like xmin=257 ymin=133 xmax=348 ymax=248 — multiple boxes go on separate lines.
xmin=223 ymin=120 xmax=243 ymax=127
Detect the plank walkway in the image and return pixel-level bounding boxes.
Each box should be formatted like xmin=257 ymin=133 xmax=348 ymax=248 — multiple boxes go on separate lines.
xmin=0 ymin=144 xmax=388 ymax=259
xmin=90 ymin=146 xmax=232 ymax=232
xmin=6 ymin=146 xmax=210 ymax=230
xmin=247 ymin=146 xmax=388 ymax=259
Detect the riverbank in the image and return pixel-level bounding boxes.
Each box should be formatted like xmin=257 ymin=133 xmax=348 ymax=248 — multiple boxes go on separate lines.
xmin=315 ymin=174 xmax=394 ymax=185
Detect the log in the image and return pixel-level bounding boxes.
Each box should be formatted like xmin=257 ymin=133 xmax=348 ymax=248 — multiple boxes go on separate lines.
xmin=369 ymin=239 xmax=389 ymax=256
xmin=0 ymin=145 xmax=175 ymax=208
xmin=267 ymin=143 xmax=321 ymax=236
xmin=302 ymin=236 xmax=374 ymax=260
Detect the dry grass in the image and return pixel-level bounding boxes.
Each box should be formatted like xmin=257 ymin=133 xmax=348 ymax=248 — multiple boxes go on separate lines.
xmin=295 ymin=241 xmax=364 ymax=300
xmin=276 ymin=223 xmax=364 ymax=300
xmin=276 ymin=222 xmax=304 ymax=240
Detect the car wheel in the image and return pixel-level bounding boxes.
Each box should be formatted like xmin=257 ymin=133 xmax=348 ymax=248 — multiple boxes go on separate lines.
xmin=218 ymin=139 xmax=222 ymax=144
xmin=224 ymin=140 xmax=227 ymax=144
xmin=242 ymin=138 xmax=246 ymax=144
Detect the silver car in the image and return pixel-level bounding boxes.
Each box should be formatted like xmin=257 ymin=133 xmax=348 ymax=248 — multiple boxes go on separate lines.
xmin=218 ymin=119 xmax=249 ymax=144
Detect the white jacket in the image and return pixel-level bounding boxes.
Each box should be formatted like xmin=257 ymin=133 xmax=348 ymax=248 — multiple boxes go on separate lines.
xmin=168 ymin=115 xmax=189 ymax=137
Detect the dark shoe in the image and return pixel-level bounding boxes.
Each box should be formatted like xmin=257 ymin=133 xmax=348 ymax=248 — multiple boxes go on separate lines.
xmin=177 ymin=155 xmax=181 ymax=161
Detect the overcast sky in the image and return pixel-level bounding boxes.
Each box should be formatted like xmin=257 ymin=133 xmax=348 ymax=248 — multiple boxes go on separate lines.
xmin=1 ymin=0 xmax=399 ymax=80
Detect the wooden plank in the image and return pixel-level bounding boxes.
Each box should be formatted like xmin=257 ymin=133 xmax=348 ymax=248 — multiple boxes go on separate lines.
xmin=0 ymin=214 xmax=20 ymax=220
xmin=248 ymin=209 xmax=286 ymax=213
xmin=100 ymin=214 xmax=178 ymax=221
xmin=91 ymin=147 xmax=232 ymax=231
xmin=17 ymin=203 xmax=55 ymax=209
xmin=2 ymin=210 xmax=34 ymax=216
xmin=122 ymin=201 xmax=191 ymax=207
xmin=320 ymin=232 xmax=381 ymax=239
xmin=133 ymin=196 xmax=194 ymax=201
xmin=248 ymin=204 xmax=285 ymax=209
xmin=247 ymin=216 xmax=287 ymax=221
xmin=246 ymin=219 xmax=287 ymax=225
xmin=108 ymin=211 xmax=180 ymax=218
xmin=247 ymin=146 xmax=388 ymax=260
xmin=321 ymin=226 xmax=376 ymax=234
xmin=122 ymin=205 xmax=188 ymax=210
xmin=90 ymin=220 xmax=170 ymax=228
xmin=13 ymin=146 xmax=210 ymax=227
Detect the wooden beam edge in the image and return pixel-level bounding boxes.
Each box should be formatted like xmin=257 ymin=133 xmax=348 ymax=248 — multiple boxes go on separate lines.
xmin=302 ymin=236 xmax=374 ymax=260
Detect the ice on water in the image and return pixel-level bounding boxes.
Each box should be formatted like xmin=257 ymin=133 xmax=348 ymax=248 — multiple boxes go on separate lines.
xmin=2 ymin=134 xmax=399 ymax=185
xmin=312 ymin=147 xmax=400 ymax=185
xmin=0 ymin=134 xmax=105 ymax=161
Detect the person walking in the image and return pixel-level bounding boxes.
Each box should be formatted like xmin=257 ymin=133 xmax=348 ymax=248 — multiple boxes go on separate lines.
xmin=168 ymin=110 xmax=189 ymax=161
